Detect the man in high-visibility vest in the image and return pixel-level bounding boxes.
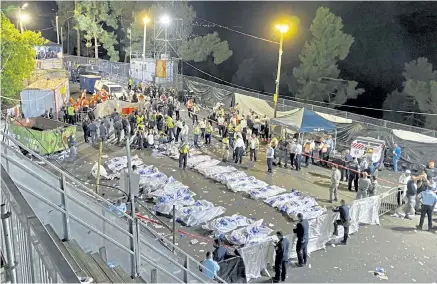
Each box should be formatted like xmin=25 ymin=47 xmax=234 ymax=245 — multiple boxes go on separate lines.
xmin=205 ymin=122 xmax=213 ymax=145
xmin=128 ymin=78 xmax=133 ymax=91
xmin=187 ymin=99 xmax=193 ymax=118
xmin=67 ymin=104 xmax=75 ymax=125
xmin=192 ymin=103 xmax=200 ymax=124
xmin=192 ymin=122 xmax=200 ymax=148
xmin=136 ymin=113 xmax=144 ymax=130
xmin=178 ymin=141 xmax=189 ymax=170
xmin=165 ymin=115 xmax=175 ymax=141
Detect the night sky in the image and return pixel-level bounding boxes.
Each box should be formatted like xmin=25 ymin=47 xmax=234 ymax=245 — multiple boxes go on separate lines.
xmin=5 ymin=1 xmax=437 ymax=118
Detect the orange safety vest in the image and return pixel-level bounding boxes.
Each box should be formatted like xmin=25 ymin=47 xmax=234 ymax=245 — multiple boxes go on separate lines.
xmin=187 ymin=100 xmax=193 ymax=109
xmin=321 ymin=143 xmax=328 ymax=153
xmin=95 ymin=93 xmax=101 ymax=102
xmin=139 ymin=94 xmax=145 ymax=101
xmin=235 ymin=115 xmax=239 ymax=125
xmin=69 ymin=98 xmax=75 ymax=104
xmin=81 ymin=92 xmax=86 ymax=100
xmin=101 ymin=95 xmax=107 ymax=102
xmin=74 ymin=103 xmax=80 ymax=111
xmin=304 ymin=143 xmax=311 ymax=153
xmin=82 ymin=99 xmax=89 ymax=107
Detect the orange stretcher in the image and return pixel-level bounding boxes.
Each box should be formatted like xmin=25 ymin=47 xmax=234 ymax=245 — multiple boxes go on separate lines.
xmin=122 ymin=107 xmax=137 ymax=115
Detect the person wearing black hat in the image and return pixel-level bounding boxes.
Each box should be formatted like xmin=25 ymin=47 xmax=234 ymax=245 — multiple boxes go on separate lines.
xmin=293 ymin=213 xmax=309 ymax=267
xmin=273 ymin=231 xmax=289 ymax=282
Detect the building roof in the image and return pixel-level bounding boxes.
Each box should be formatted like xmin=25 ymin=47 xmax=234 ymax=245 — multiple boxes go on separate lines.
xmin=24 ymin=78 xmax=68 ymax=90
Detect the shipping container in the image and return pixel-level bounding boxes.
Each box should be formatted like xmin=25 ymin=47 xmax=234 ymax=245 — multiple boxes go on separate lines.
xmin=8 ymin=117 xmax=76 ymax=155
xmin=20 ymin=78 xmax=70 ymax=119
xmin=80 ymin=74 xmax=102 ymax=93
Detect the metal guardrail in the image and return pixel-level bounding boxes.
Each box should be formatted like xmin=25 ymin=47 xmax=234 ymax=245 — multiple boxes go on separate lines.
xmin=0 ymin=130 xmax=224 ymax=283
xmin=378 ymin=187 xmax=401 ymax=216
xmin=1 ymin=166 xmax=79 ymax=283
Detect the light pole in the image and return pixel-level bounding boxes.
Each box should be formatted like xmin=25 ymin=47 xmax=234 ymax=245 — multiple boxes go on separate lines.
xmin=143 ymin=16 xmax=150 ymax=59
xmin=273 ymin=24 xmax=289 ymax=118
xmin=160 ymin=15 xmax=171 ymax=56
xmin=18 ymin=3 xmax=28 ymax=33
xmin=56 ymin=14 xmax=60 ymax=44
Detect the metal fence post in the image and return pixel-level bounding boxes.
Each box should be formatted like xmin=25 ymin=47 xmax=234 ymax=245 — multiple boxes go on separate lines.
xmin=172 ymin=205 xmax=176 ymax=253
xmin=150 ymin=268 xmax=157 ymax=283
xmin=59 ymin=174 xmax=70 ymax=241
xmin=1 ymin=204 xmax=18 ymax=283
xmin=183 ymin=255 xmax=189 ymax=283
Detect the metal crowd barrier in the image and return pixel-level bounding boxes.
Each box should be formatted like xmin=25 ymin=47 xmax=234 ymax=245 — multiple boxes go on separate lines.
xmin=378 ymin=187 xmax=401 ymax=216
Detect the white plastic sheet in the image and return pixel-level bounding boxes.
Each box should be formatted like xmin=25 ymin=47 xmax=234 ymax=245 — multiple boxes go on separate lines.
xmin=237 ymin=239 xmax=275 ymax=280
xmin=213 ymin=171 xmax=247 ymax=183
xmin=194 ymin=159 xmax=221 ymax=170
xmin=226 ymin=219 xmax=274 ymax=246
xmin=91 ymin=162 xmax=116 ymax=180
xmin=153 ymin=190 xmax=196 ymax=215
xmin=202 ymin=215 xmax=254 ymax=236
xmin=197 ymin=165 xmax=236 ymax=177
xmin=105 ymin=155 xmax=144 ymax=176
xmin=175 ymin=200 xmax=226 ymax=227
xmin=226 ymin=177 xmax=269 ymax=193
xmin=249 ymin=185 xmax=287 ymax=200
xmin=186 ymin=155 xmax=211 ymax=168
xmin=264 ymin=191 xmax=304 ymax=208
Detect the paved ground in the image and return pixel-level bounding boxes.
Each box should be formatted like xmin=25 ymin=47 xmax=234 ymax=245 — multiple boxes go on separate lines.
xmin=31 ymin=88 xmax=436 ymax=282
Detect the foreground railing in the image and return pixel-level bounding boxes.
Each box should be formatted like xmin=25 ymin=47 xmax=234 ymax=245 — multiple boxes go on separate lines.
xmin=1 ymin=166 xmax=79 ymax=283
xmin=378 ymin=187 xmax=401 ymax=216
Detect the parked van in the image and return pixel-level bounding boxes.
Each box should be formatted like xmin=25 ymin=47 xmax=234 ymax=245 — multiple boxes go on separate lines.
xmin=94 ymin=80 xmax=126 ymax=99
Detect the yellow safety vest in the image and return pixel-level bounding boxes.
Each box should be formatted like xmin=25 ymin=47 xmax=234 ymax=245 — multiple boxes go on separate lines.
xmin=136 ymin=115 xmax=144 ymax=125
xmin=227 ymin=124 xmax=234 ymax=133
xmin=206 ymin=125 xmax=213 ymax=134
xmin=67 ymin=106 xmax=75 ymax=116
xmin=151 ymin=114 xmax=156 ymax=121
xmin=129 ymin=79 xmax=133 ymax=85
xmin=179 ymin=145 xmax=189 ymax=154
xmin=223 ymin=137 xmax=228 ymax=144
xmin=167 ymin=117 xmax=174 ymax=128
xmin=193 ymin=126 xmax=200 ymax=135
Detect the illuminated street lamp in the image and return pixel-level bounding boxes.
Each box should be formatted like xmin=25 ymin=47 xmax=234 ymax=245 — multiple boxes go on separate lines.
xmin=18 ymin=3 xmax=29 ymax=33
xmin=143 ymin=16 xmax=150 ymax=58
xmin=273 ymin=24 xmax=289 ymax=118
xmin=160 ymin=15 xmax=171 ymax=55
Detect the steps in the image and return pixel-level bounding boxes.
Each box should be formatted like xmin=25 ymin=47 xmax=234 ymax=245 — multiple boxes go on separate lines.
xmin=44 ymin=225 xmax=144 ymax=283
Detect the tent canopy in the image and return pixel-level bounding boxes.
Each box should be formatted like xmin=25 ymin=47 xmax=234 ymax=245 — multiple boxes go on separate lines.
xmin=271 ymin=107 xmax=337 ymax=133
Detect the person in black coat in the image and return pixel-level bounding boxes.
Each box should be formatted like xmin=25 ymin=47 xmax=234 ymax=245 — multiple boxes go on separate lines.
xmin=212 ymin=239 xmax=230 ymax=262
xmin=293 ymin=213 xmax=309 ymax=267
xmin=333 ymin=199 xmax=350 ymax=245
xmin=273 ymin=231 xmax=289 ymax=282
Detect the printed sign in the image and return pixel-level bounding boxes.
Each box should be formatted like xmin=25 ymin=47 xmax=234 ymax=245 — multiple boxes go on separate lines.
xmin=371 ymin=146 xmax=382 ymax=163
xmin=351 ymin=141 xmax=366 ymax=158
xmin=155 ymin=60 xmax=167 ymax=78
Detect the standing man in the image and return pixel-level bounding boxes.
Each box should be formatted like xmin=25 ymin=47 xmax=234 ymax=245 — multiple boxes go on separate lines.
xmin=288 ymin=138 xmax=297 ymax=169
xmin=205 ymin=122 xmax=213 ymax=145
xmin=128 ymin=78 xmax=133 ymax=91
xmin=89 ymin=120 xmax=98 ymax=146
xmin=178 ymin=142 xmax=189 ymax=170
xmin=416 ymin=186 xmax=437 ymax=231
xmin=273 ymin=231 xmax=289 ymax=283
xmin=398 ymin=170 xmax=411 ymax=205
xmin=357 ymin=172 xmax=371 ymax=199
xmin=199 ymin=118 xmax=206 ymax=139
xmin=278 ymin=138 xmax=289 ymax=168
xmin=193 ymin=122 xmax=201 ymax=148
xmin=217 ymin=114 xmax=225 ymax=137
xmin=67 ymin=104 xmax=75 ymax=124
xmin=293 ymin=213 xmax=309 ymax=267
xmin=330 ymin=165 xmax=341 ymax=203
xmin=180 ymin=121 xmax=189 ymax=143
xmin=267 ymin=144 xmax=275 ymax=174
xmin=393 ymin=143 xmax=401 ymax=172
xmin=348 ymin=157 xmax=360 ymax=192
xmin=332 ymin=200 xmax=350 ymax=245
xmin=234 ymin=134 xmax=245 ymax=164
xmin=82 ymin=118 xmax=90 ymax=143
xmin=99 ymin=121 xmax=108 ymax=144
xmin=403 ymin=177 xmax=417 ymax=219
xmin=222 ymin=137 xmax=229 ymax=162
xmin=200 ymin=252 xmax=220 ymax=280
xmin=175 ymin=119 xmax=183 ymax=142
xmin=114 ymin=118 xmax=123 ymax=144
xmin=249 ymin=134 xmax=259 ymax=162
xmin=295 ymin=139 xmax=303 ymax=171
xmin=174 ymin=100 xmax=181 ymax=121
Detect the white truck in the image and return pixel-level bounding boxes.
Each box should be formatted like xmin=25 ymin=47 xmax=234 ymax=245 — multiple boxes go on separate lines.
xmin=94 ymin=80 xmax=127 ymax=99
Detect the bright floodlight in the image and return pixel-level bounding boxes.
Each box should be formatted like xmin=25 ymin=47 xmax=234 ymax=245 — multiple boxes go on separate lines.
xmin=275 ymin=24 xmax=289 ymax=34
xmin=19 ymin=13 xmax=29 ymax=22
xmin=22 ymin=3 xmax=28 ymax=8
xmin=143 ymin=16 xmax=150 ymax=24
xmin=160 ymin=15 xmax=171 ymax=25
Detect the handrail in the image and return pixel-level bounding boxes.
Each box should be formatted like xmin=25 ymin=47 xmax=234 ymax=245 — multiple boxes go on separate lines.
xmin=1 ymin=166 xmax=80 ymax=283
xmin=0 ymin=130 xmax=132 ymax=220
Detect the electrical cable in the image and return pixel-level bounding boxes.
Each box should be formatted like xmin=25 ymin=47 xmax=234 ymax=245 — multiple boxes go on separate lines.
xmin=194 ymin=16 xmax=279 ymax=45
xmin=2 ymin=114 xmax=129 ymax=199
xmin=168 ymin=41 xmax=437 ymax=116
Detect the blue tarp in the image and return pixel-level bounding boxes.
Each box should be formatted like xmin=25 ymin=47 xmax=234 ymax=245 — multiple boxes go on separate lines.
xmin=271 ymin=107 xmax=337 ymax=133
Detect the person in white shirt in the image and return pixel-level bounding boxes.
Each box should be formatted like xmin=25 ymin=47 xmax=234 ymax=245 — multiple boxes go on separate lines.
xmin=245 ymin=127 xmax=252 ymax=149
xmin=147 ymin=131 xmax=154 ymax=148
xmin=175 ymin=119 xmax=183 ymax=142
xmin=217 ymin=115 xmax=225 ymax=137
xmin=266 ymin=145 xmax=275 ymax=173
xmin=174 ymin=100 xmax=181 ymax=120
xmin=249 ymin=134 xmax=260 ymax=162
xmin=180 ymin=121 xmax=189 ymax=142
xmin=253 ymin=116 xmax=261 ymax=136
xmin=295 ymin=140 xmax=303 ymax=171
xmin=234 ymin=134 xmax=245 ymax=164
xmin=330 ymin=165 xmax=341 ymax=202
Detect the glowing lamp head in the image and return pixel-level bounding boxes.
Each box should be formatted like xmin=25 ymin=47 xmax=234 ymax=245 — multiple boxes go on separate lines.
xmin=160 ymin=15 xmax=171 ymax=25
xmin=275 ymin=24 xmax=289 ymax=34
xmin=22 ymin=3 xmax=28 ymax=9
xmin=143 ymin=16 xmax=150 ymax=25
xmin=19 ymin=13 xmax=29 ymax=22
